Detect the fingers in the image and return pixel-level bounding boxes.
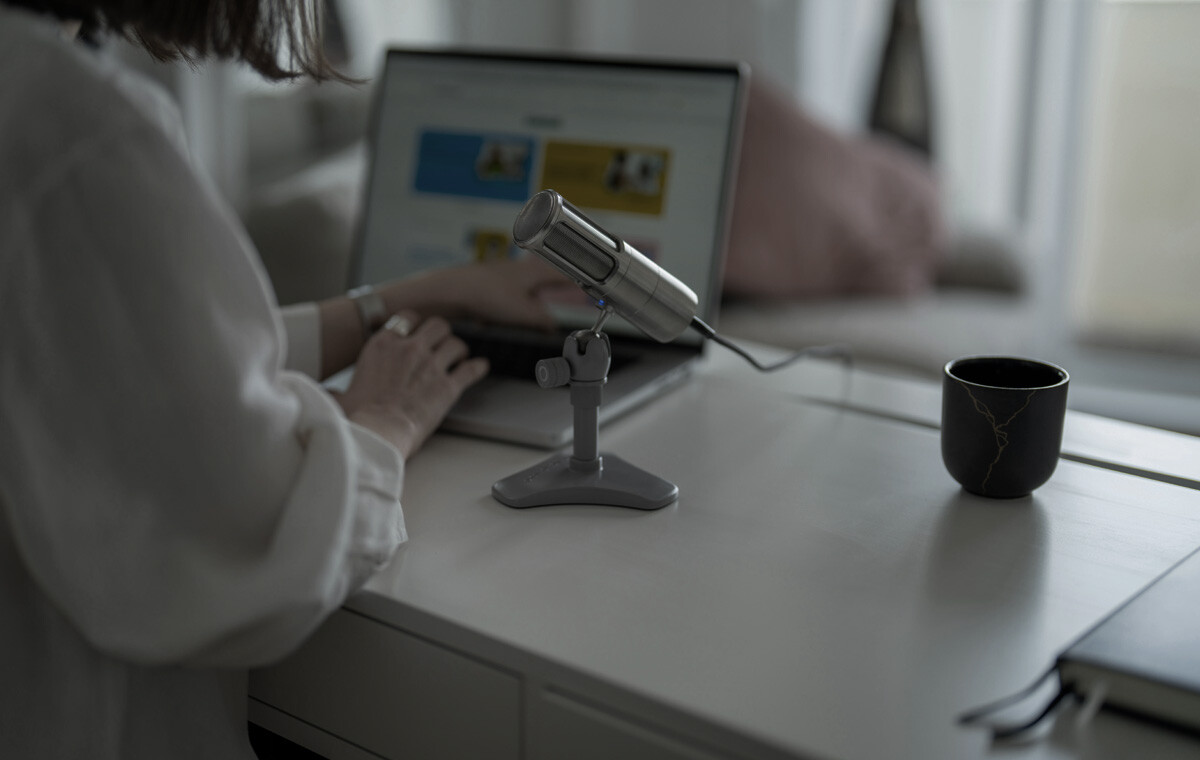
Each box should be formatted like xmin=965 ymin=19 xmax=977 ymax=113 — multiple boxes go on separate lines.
xmin=370 ymin=312 xmax=486 ymax=391
xmin=338 ymin=313 xmax=490 ymax=457
xmin=382 ymin=311 xmax=418 ymax=338
xmin=380 ymin=309 xmax=421 ymax=340
xmin=448 ymin=356 xmax=490 ymax=393
xmin=432 ymin=329 xmax=472 ymax=370
xmin=384 ymin=314 xmax=474 ymax=373
xmin=408 ymin=318 xmax=488 ymax=395
xmin=407 ymin=313 xmax=452 ymax=347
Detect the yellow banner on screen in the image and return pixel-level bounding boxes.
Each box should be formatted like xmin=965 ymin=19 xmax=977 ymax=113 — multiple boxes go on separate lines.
xmin=539 ymin=141 xmax=670 ymax=216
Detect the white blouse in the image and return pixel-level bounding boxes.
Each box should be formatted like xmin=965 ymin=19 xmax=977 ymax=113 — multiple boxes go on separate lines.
xmin=0 ymin=7 xmax=406 ymax=758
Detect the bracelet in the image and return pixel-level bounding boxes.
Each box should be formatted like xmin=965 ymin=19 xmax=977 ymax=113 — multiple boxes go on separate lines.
xmin=347 ymin=285 xmax=388 ymax=340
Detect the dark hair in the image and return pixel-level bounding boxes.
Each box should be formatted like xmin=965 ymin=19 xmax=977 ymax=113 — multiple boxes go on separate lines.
xmin=6 ymin=0 xmax=345 ymax=82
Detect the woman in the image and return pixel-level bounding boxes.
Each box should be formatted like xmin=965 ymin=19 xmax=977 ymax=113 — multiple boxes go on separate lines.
xmin=0 ymin=1 xmax=561 ymax=757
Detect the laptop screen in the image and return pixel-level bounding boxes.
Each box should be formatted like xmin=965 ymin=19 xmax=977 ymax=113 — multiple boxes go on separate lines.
xmin=349 ymin=49 xmax=746 ymax=345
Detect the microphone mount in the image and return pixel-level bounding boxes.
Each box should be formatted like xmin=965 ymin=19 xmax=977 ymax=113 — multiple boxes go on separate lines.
xmin=491 ymin=307 xmax=679 ymax=510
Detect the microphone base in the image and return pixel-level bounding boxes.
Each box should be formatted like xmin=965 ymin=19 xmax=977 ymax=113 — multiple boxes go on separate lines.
xmin=492 ymin=453 xmax=678 ymax=511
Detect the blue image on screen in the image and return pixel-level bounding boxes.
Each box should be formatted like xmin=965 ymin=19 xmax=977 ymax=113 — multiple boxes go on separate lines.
xmin=413 ymin=130 xmax=534 ymax=202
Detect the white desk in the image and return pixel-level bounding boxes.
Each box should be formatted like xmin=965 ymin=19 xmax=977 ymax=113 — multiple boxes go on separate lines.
xmin=250 ymin=348 xmax=1200 ymax=759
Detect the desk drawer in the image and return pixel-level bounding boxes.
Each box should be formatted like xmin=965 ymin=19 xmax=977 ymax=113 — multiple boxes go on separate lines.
xmin=534 ymin=688 xmax=729 ymax=760
xmin=250 ymin=609 xmax=520 ymax=760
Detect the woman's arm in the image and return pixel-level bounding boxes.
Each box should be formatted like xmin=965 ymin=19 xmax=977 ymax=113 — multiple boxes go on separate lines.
xmin=317 ymin=256 xmax=567 ymax=379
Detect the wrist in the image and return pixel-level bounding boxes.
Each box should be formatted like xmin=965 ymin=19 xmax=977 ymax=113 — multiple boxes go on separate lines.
xmin=347 ymin=285 xmax=388 ymax=339
xmin=348 ymin=405 xmax=420 ymax=458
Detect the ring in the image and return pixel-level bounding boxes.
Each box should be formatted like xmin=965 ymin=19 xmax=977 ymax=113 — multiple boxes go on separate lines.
xmin=383 ymin=314 xmax=414 ymax=338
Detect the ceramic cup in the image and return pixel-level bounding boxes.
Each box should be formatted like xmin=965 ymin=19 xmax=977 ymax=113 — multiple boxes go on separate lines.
xmin=941 ymin=356 xmax=1069 ymax=498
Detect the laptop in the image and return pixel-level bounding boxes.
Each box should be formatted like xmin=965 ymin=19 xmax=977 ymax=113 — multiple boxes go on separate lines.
xmin=344 ymin=49 xmax=747 ymax=448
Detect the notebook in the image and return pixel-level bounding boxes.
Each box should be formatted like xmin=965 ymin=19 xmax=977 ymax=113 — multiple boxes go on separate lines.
xmin=1056 ymin=543 xmax=1200 ymax=734
xmin=344 ymin=49 xmax=747 ymax=448
xmin=959 ymin=543 xmax=1200 ymax=740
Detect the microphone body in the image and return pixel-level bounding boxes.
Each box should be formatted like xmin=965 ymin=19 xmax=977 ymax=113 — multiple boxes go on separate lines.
xmin=513 ymin=190 xmax=697 ymax=343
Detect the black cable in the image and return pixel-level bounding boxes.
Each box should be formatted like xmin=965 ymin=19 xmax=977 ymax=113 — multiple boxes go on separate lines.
xmin=690 ymin=317 xmax=853 ymax=373
xmin=990 ymin=686 xmax=1074 ymax=741
xmin=958 ymin=665 xmax=1076 ymax=742
xmin=958 ymin=665 xmax=1059 ymax=726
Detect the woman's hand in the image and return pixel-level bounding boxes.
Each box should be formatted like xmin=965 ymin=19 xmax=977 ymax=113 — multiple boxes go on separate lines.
xmin=377 ymin=256 xmax=569 ymax=331
xmin=314 ymin=256 xmax=572 ymax=385
xmin=332 ymin=311 xmax=487 ymax=458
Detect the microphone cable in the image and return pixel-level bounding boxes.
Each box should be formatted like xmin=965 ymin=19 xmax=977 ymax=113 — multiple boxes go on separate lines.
xmin=690 ymin=316 xmax=853 ymax=373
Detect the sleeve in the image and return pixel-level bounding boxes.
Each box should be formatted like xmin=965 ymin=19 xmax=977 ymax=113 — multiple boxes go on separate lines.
xmin=0 ymin=116 xmax=406 ymax=668
xmin=279 ymin=302 xmax=322 ymax=379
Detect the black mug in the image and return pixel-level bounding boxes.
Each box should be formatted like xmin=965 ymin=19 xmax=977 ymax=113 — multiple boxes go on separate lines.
xmin=941 ymin=356 xmax=1069 ymax=498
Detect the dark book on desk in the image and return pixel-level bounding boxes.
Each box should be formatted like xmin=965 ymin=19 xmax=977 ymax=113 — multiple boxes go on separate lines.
xmin=1057 ymin=544 xmax=1200 ymax=734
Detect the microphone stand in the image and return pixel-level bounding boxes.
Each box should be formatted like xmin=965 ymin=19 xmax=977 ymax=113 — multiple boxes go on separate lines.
xmin=492 ymin=308 xmax=679 ymax=510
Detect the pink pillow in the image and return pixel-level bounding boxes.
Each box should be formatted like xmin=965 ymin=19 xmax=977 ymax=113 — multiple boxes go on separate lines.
xmin=722 ymin=76 xmax=946 ymax=299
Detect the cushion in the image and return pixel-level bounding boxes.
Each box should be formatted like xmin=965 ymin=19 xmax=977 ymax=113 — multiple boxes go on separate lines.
xmin=722 ymin=76 xmax=947 ymax=299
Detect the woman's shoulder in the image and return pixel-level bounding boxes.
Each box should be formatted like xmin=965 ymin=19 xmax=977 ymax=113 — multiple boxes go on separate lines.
xmin=0 ymin=6 xmax=187 ymax=194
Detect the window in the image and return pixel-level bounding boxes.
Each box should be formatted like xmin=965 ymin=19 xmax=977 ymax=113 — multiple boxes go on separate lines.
xmin=1069 ymin=0 xmax=1200 ymax=355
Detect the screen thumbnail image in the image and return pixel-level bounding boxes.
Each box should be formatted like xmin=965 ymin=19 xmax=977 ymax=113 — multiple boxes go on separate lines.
xmin=469 ymin=228 xmax=518 ymax=263
xmin=539 ymin=140 xmax=671 ymax=216
xmin=603 ymin=150 xmax=666 ymax=196
xmin=413 ymin=130 xmax=535 ymax=202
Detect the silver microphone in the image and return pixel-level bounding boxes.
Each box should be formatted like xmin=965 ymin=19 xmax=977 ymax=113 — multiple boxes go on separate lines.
xmin=512 ymin=189 xmax=698 ymax=343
